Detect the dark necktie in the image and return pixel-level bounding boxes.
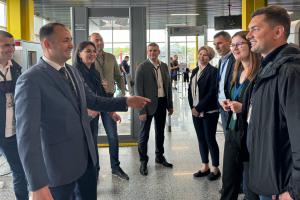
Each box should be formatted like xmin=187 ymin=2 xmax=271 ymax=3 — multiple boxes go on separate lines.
xmin=59 ymin=67 xmax=78 ymax=99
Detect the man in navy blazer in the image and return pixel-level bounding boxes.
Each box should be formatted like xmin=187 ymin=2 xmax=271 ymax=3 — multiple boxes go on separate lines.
xmin=0 ymin=30 xmax=29 ymax=200
xmin=14 ymin=23 xmax=149 ymax=200
xmin=213 ymin=31 xmax=235 ymax=134
xmin=135 ymin=43 xmax=173 ymax=176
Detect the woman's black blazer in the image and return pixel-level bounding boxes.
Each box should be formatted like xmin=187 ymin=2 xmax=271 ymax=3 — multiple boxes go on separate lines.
xmin=188 ymin=63 xmax=218 ymax=113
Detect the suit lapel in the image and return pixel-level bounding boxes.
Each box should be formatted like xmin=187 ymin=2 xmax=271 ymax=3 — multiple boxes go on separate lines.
xmin=224 ymin=54 xmax=233 ymax=83
xmin=40 ymin=59 xmax=80 ymax=113
xmin=197 ymin=65 xmax=210 ymax=83
xmin=68 ymin=65 xmax=85 ymax=113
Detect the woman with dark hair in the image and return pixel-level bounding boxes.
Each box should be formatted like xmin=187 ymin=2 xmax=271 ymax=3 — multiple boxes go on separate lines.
xmin=73 ymin=41 xmax=121 ymax=179
xmin=188 ymin=45 xmax=221 ymax=181
xmin=220 ymin=31 xmax=261 ymax=200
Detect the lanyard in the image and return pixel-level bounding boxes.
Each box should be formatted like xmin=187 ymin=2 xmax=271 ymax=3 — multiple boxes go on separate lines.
xmin=153 ymin=65 xmax=162 ymax=89
xmin=0 ymin=68 xmax=9 ymax=81
xmin=153 ymin=64 xmax=160 ymax=79
xmin=233 ymin=82 xmax=245 ymax=101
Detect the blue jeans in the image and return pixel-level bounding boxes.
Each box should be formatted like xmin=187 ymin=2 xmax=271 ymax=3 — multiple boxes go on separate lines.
xmin=259 ymin=196 xmax=272 ymax=200
xmin=100 ymin=112 xmax=120 ymax=170
xmin=0 ymin=135 xmax=28 ymax=200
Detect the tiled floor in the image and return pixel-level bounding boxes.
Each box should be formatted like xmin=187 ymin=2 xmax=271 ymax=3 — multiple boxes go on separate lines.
xmin=0 ymin=85 xmax=244 ymax=200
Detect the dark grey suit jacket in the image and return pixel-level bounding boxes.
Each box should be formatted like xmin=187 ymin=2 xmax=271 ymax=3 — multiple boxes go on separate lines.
xmin=135 ymin=59 xmax=173 ymax=115
xmin=14 ymin=58 xmax=128 ymax=191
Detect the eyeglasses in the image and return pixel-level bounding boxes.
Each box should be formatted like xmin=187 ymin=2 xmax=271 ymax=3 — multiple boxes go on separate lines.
xmin=0 ymin=44 xmax=15 ymax=49
xmin=82 ymin=49 xmax=97 ymax=54
xmin=230 ymin=42 xmax=248 ymax=49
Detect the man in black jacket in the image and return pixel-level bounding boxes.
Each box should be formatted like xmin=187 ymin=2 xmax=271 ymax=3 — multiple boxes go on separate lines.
xmin=0 ymin=30 xmax=29 ymax=200
xmin=245 ymin=5 xmax=300 ymax=200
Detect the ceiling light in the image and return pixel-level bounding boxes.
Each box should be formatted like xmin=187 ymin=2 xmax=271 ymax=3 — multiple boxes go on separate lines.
xmin=165 ymin=23 xmax=187 ymax=26
xmin=170 ymin=13 xmax=199 ymax=16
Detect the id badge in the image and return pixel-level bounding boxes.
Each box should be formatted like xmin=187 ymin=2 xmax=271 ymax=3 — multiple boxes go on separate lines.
xmin=232 ymin=113 xmax=237 ymax=120
xmin=247 ymin=105 xmax=252 ymax=124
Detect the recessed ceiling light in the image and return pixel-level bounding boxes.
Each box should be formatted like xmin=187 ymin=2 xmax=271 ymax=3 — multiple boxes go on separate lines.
xmin=170 ymin=13 xmax=199 ymax=16
xmin=165 ymin=23 xmax=187 ymax=26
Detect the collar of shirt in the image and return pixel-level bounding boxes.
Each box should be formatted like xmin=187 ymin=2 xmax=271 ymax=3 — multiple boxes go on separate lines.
xmin=148 ymin=58 xmax=161 ymax=68
xmin=0 ymin=60 xmax=12 ymax=70
xmin=42 ymin=56 xmax=65 ymax=70
xmin=220 ymin=51 xmax=231 ymax=62
xmin=261 ymin=43 xmax=288 ymax=68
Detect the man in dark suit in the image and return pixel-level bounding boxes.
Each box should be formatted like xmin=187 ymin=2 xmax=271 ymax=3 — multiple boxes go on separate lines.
xmin=135 ymin=42 xmax=173 ymax=176
xmin=14 ymin=23 xmax=149 ymax=200
xmin=213 ymin=31 xmax=235 ymax=134
xmin=0 ymin=30 xmax=29 ymax=200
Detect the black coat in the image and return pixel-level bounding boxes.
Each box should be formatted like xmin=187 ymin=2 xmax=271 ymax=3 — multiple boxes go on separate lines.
xmin=0 ymin=60 xmax=21 ymax=140
xmin=244 ymin=44 xmax=300 ymax=199
xmin=188 ymin=63 xmax=218 ymax=113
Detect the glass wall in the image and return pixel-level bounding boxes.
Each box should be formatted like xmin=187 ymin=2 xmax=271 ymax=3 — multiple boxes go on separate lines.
xmin=89 ymin=16 xmax=131 ymax=136
xmin=89 ymin=17 xmax=130 ymax=64
xmin=0 ymin=1 xmax=6 ymax=30
xmin=33 ymin=16 xmax=50 ymax=42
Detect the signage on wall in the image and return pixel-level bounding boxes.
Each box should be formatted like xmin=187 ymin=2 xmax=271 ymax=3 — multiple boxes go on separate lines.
xmin=168 ymin=26 xmax=205 ymax=36
xmin=74 ymin=23 xmax=86 ymax=31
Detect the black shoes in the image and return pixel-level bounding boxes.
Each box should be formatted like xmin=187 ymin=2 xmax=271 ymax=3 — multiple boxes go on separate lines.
xmin=207 ymin=170 xmax=221 ymax=181
xmin=112 ymin=167 xmax=129 ymax=180
xmin=193 ymin=169 xmax=211 ymax=177
xmin=155 ymin=157 xmax=173 ymax=168
xmin=140 ymin=161 xmax=148 ymax=176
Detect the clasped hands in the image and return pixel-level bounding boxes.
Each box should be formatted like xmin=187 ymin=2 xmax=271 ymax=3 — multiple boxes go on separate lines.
xmin=220 ymin=99 xmax=242 ymax=113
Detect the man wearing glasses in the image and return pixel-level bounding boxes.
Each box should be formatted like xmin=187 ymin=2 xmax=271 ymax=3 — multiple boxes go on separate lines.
xmin=0 ymin=30 xmax=29 ymax=200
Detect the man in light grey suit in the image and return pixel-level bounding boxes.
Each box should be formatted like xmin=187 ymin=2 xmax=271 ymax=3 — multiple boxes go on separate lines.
xmin=135 ymin=42 xmax=173 ymax=176
xmin=14 ymin=23 xmax=149 ymax=200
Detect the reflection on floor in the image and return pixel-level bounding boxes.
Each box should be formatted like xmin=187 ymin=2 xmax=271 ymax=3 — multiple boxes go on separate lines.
xmin=0 ymin=84 xmax=245 ymax=200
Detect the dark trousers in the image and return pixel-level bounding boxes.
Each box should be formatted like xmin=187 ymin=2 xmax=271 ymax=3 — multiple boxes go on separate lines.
xmin=192 ymin=112 xmax=219 ymax=166
xmin=221 ymin=133 xmax=259 ymax=200
xmin=90 ymin=116 xmax=100 ymax=175
xmin=50 ymin=155 xmax=97 ymax=200
xmin=219 ymin=107 xmax=229 ymax=135
xmin=138 ymin=97 xmax=167 ymax=162
xmin=221 ymin=136 xmax=243 ymax=200
xmin=0 ymin=135 xmax=29 ymax=200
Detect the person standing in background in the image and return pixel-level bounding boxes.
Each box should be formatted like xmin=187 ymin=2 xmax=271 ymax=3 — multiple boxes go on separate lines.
xmin=90 ymin=33 xmax=129 ymax=180
xmin=135 ymin=42 xmax=174 ymax=176
xmin=170 ymin=55 xmax=179 ymax=90
xmin=0 ymin=30 xmax=29 ymax=200
xmin=188 ymin=46 xmax=220 ymax=181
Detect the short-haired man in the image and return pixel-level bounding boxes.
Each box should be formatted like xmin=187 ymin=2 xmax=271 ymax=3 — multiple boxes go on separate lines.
xmin=0 ymin=30 xmax=29 ymax=200
xmin=213 ymin=31 xmax=235 ymax=134
xmin=89 ymin=33 xmax=129 ymax=180
xmin=245 ymin=5 xmax=300 ymax=200
xmin=135 ymin=42 xmax=174 ymax=176
xmin=15 ymin=23 xmax=149 ymax=200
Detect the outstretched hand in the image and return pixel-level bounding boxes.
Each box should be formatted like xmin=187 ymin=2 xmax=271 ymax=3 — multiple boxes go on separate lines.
xmin=126 ymin=96 xmax=151 ymax=108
